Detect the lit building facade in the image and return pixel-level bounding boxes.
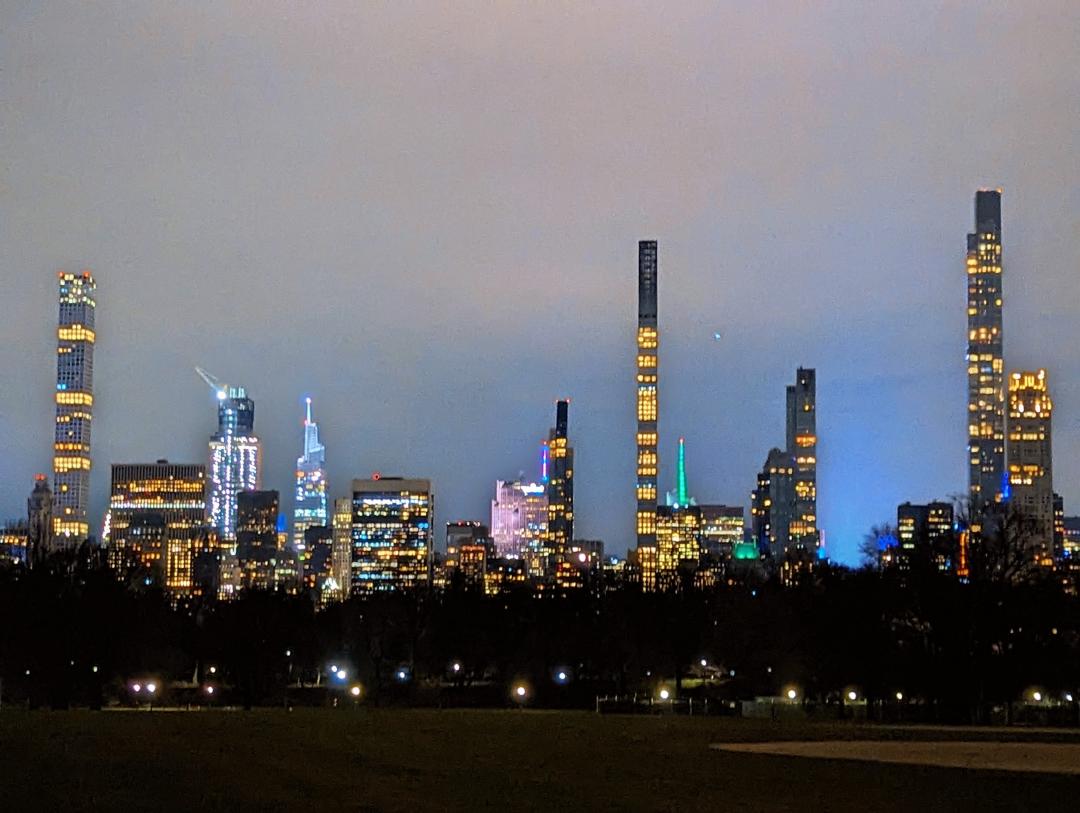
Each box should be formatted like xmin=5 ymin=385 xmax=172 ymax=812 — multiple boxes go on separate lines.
xmin=967 ymin=189 xmax=1006 ymax=510
xmin=699 ymin=505 xmax=745 ymax=560
xmin=656 ymin=504 xmax=701 ymax=589
xmin=0 ymin=522 xmax=28 ymax=566
xmin=490 ymin=480 xmax=549 ymax=561
xmin=751 ymin=448 xmax=793 ymax=557
xmin=109 ymin=461 xmax=207 ymax=597
xmin=292 ymin=397 xmax=328 ymax=551
xmin=53 ymin=270 xmax=97 ymax=541
xmin=1007 ymin=369 xmax=1054 ymax=563
xmin=329 ymin=497 xmax=353 ymax=603
xmin=635 ymin=240 xmax=659 ymax=589
xmin=895 ymin=501 xmax=955 ymax=572
xmin=236 ymin=490 xmax=289 ymax=592
xmin=546 ymin=400 xmax=574 ymax=557
xmin=785 ymin=367 xmax=819 ymax=559
xmin=351 ymin=477 xmax=433 ymax=594
xmin=206 ymin=382 xmax=261 ymax=543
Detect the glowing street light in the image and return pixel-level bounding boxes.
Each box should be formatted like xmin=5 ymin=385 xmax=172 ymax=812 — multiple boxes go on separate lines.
xmin=659 ymin=688 xmax=671 ymax=701
xmin=1066 ymin=693 xmax=1075 ymax=703
xmin=336 ymin=669 xmax=348 ymax=681
xmin=786 ymin=689 xmax=798 ymax=701
xmin=452 ymin=662 xmax=461 ymax=673
xmin=847 ymin=691 xmax=857 ymax=701
xmin=205 ymin=685 xmax=215 ymax=695
xmin=350 ymin=685 xmax=361 ymax=697
xmin=209 ymin=666 xmax=217 ymax=675
xmin=146 ymin=683 xmax=157 ymax=695
xmin=895 ymin=692 xmax=904 ymax=701
xmin=132 ymin=683 xmax=142 ymax=693
xmin=699 ymin=659 xmax=707 ymax=668
xmin=1032 ymin=691 xmax=1043 ymax=702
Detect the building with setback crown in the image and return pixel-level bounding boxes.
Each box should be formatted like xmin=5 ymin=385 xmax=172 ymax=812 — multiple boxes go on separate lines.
xmin=53 ymin=270 xmax=97 ymax=541
xmin=967 ymin=190 xmax=1006 ymax=511
xmin=635 ymin=240 xmax=659 ymax=590
xmin=109 ymin=461 xmax=207 ymax=597
xmin=200 ymin=371 xmax=262 ymax=543
xmin=1007 ymin=369 xmax=1054 ymax=564
xmin=545 ymin=399 xmax=574 ymax=558
xmin=292 ymin=397 xmax=328 ymax=550
xmin=350 ymin=477 xmax=433 ymax=594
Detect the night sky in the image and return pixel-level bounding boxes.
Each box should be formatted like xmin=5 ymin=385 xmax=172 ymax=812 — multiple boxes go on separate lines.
xmin=3 ymin=2 xmax=1079 ymax=563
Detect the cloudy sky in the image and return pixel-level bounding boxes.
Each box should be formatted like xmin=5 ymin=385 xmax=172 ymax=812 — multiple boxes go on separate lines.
xmin=3 ymin=1 xmax=1079 ymax=563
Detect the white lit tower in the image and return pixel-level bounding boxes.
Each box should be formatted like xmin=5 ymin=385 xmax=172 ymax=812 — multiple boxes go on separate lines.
xmin=197 ymin=368 xmax=261 ymax=543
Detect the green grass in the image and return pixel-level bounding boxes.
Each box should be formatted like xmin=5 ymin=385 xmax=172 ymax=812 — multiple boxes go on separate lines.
xmin=2 ymin=709 xmax=1079 ymax=811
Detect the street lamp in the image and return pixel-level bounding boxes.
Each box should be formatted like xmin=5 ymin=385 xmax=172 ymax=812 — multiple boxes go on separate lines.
xmin=786 ymin=688 xmax=798 ymax=702
xmin=350 ymin=685 xmax=361 ymax=698
xmin=659 ymin=688 xmax=671 ymax=701
xmin=847 ymin=691 xmax=857 ymax=702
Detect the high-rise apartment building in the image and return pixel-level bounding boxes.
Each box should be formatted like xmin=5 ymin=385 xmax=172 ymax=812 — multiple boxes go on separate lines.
xmin=329 ymin=498 xmax=353 ymax=603
xmin=656 ymin=504 xmax=701 ymax=588
xmin=292 ymin=397 xmax=328 ymax=550
xmin=546 ymin=400 xmax=574 ymax=557
xmin=236 ymin=490 xmax=287 ymax=591
xmin=490 ymin=480 xmax=549 ymax=561
xmin=785 ymin=367 xmax=819 ymax=559
xmin=967 ymin=190 xmax=1006 ymax=510
xmin=26 ymin=474 xmax=53 ymax=566
xmin=53 ymin=271 xmax=97 ymax=541
xmin=895 ymin=501 xmax=955 ymax=572
xmin=109 ymin=461 xmax=207 ymax=597
xmin=751 ymin=448 xmax=793 ymax=556
xmin=1007 ymin=369 xmax=1054 ymax=563
xmin=635 ymin=240 xmax=659 ymax=588
xmin=351 ymin=477 xmax=433 ymax=594
xmin=202 ymin=374 xmax=261 ymax=543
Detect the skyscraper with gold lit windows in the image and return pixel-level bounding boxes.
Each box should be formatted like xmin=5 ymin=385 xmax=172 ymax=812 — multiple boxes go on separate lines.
xmin=545 ymin=399 xmax=574 ymax=558
xmin=967 ymin=189 xmax=1006 ymax=511
xmin=1007 ymin=369 xmax=1054 ymax=564
xmin=53 ymin=270 xmax=97 ymax=542
xmin=635 ymin=240 xmax=659 ymax=589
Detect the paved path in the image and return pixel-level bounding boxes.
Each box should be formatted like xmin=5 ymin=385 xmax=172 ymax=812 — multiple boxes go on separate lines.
xmin=711 ymin=740 xmax=1080 ymax=775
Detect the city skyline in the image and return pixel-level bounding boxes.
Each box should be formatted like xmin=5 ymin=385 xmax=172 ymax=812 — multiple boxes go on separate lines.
xmin=3 ymin=3 xmax=1080 ymax=563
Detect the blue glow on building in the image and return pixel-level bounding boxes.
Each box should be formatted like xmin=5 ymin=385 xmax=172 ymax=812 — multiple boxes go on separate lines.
xmin=293 ymin=396 xmax=329 ymax=549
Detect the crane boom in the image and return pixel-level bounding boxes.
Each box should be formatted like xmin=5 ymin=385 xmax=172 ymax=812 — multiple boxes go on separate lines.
xmin=195 ymin=366 xmax=226 ymax=396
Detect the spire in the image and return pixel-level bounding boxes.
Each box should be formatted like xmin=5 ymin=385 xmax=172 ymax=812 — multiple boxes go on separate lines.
xmin=677 ymin=437 xmax=688 ymax=507
xmin=300 ymin=397 xmax=325 ymax=462
xmin=305 ymin=396 xmax=313 ymax=424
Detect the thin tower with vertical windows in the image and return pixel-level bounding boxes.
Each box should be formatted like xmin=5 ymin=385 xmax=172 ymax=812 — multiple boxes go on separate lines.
xmin=546 ymin=399 xmax=574 ymax=557
xmin=967 ymin=189 xmax=1005 ymax=510
xmin=293 ymin=396 xmax=328 ymax=549
xmin=635 ymin=240 xmax=659 ymax=589
xmin=53 ymin=270 xmax=97 ymax=542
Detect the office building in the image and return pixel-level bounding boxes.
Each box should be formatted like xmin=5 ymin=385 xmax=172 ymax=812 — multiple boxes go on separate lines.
xmin=656 ymin=504 xmax=702 ymax=589
xmin=0 ymin=522 xmax=28 ymax=565
xmin=1007 ymin=369 xmax=1054 ymax=564
xmin=109 ymin=461 xmax=207 ymax=597
xmin=895 ymin=501 xmax=955 ymax=572
xmin=490 ymin=480 xmax=549 ymax=562
xmin=292 ymin=397 xmax=328 ymax=551
xmin=699 ymin=505 xmax=745 ymax=560
xmin=967 ymin=189 xmax=1006 ymax=510
xmin=546 ymin=399 xmax=574 ymax=557
xmin=351 ymin=477 xmax=433 ymax=594
xmin=53 ymin=270 xmax=97 ymax=541
xmin=751 ymin=448 xmax=794 ymax=557
xmin=635 ymin=240 xmax=659 ymax=585
xmin=328 ymin=497 xmax=352 ymax=603
xmin=201 ymin=371 xmax=262 ymax=542
xmin=236 ymin=490 xmax=290 ymax=591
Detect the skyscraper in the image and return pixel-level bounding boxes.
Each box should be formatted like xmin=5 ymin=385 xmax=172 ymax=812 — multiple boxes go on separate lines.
xmin=967 ymin=189 xmax=1006 ymax=510
xmin=1007 ymin=369 xmax=1054 ymax=563
xmin=350 ymin=477 xmax=433 ymax=594
xmin=546 ymin=399 xmax=574 ymax=557
xmin=199 ymin=370 xmax=261 ymax=543
xmin=635 ymin=240 xmax=659 ymax=587
xmin=236 ymin=490 xmax=283 ymax=591
xmin=751 ymin=447 xmax=793 ymax=556
xmin=53 ymin=270 xmax=97 ymax=541
xmin=109 ymin=461 xmax=207 ymax=597
xmin=329 ymin=497 xmax=353 ymax=603
xmin=292 ymin=397 xmax=328 ymax=550
xmin=785 ymin=367 xmax=818 ymax=558
xmin=490 ymin=480 xmax=549 ymax=562
xmin=26 ymin=474 xmax=53 ymax=566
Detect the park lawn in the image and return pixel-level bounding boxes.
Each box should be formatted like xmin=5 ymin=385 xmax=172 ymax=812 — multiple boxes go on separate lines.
xmin=2 ymin=709 xmax=1079 ymax=811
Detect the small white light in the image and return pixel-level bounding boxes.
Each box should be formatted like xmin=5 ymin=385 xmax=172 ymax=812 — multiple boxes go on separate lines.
xmin=91 ymin=666 xmax=98 ymax=674
xmin=1033 ymin=691 xmax=1042 ymax=702
xmin=516 ymin=685 xmax=527 ymax=698
xmin=209 ymin=666 xmax=217 ymax=674
xmin=848 ymin=691 xmax=857 ymax=701
xmin=132 ymin=683 xmax=142 ymax=693
xmin=206 ymin=686 xmax=215 ymax=695
xmin=896 ymin=692 xmax=904 ymax=701
xmin=452 ymin=663 xmax=461 ymax=673
xmin=337 ymin=670 xmax=348 ymax=680
xmin=700 ymin=659 xmax=707 ymax=667
xmin=350 ymin=686 xmax=361 ymax=697
xmin=659 ymin=688 xmax=670 ymax=701
xmin=146 ymin=683 xmax=157 ymax=694
xmin=1066 ymin=693 xmax=1074 ymax=702
xmin=787 ymin=689 xmax=797 ymax=700
xmin=397 ymin=670 xmax=406 ymax=681
xmin=285 ymin=650 xmax=292 ymax=657
xmin=558 ymin=671 xmax=567 ymax=681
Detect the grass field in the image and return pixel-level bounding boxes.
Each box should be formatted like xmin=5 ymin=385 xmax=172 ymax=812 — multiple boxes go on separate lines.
xmin=3 ymin=709 xmax=1080 ymax=811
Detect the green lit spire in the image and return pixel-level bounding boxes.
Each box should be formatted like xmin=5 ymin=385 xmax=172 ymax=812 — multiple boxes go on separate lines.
xmin=677 ymin=437 xmax=688 ymax=507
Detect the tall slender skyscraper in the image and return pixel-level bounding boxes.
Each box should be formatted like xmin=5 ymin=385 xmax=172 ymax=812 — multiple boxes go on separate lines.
xmin=292 ymin=397 xmax=328 ymax=549
xmin=635 ymin=240 xmax=659 ymax=588
xmin=967 ymin=189 xmax=1005 ymax=510
xmin=785 ymin=367 xmax=818 ymax=557
xmin=1007 ymin=369 xmax=1054 ymax=563
xmin=53 ymin=270 xmax=97 ymax=541
xmin=199 ymin=370 xmax=261 ymax=542
xmin=546 ymin=399 xmax=574 ymax=556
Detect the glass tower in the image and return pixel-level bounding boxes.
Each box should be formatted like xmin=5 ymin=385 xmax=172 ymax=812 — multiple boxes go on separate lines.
xmin=206 ymin=383 xmax=261 ymax=542
xmin=967 ymin=189 xmax=1005 ymax=510
xmin=53 ymin=270 xmax=97 ymax=541
xmin=785 ymin=367 xmax=818 ymax=557
xmin=546 ymin=399 xmax=574 ymax=557
xmin=635 ymin=240 xmax=659 ymax=589
xmin=1007 ymin=370 xmax=1054 ymax=563
xmin=292 ymin=397 xmax=328 ymax=550
xmin=350 ymin=477 xmax=433 ymax=595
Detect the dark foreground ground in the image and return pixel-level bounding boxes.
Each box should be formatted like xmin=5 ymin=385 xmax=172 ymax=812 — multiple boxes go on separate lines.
xmin=2 ymin=709 xmax=1080 ymax=811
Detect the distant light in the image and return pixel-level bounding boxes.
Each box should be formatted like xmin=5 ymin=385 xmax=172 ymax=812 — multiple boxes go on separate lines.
xmin=729 ymin=670 xmax=735 ymax=677
xmin=209 ymin=666 xmax=217 ymax=674
xmin=700 ymin=659 xmax=707 ymax=667
xmin=1033 ymin=691 xmax=1042 ymax=702
xmin=336 ymin=670 xmax=348 ymax=681
xmin=132 ymin=683 xmax=142 ymax=693
xmin=895 ymin=692 xmax=904 ymax=701
xmin=330 ymin=664 xmax=338 ymax=673
xmin=515 ymin=685 xmax=527 ymax=699
xmin=216 ymin=390 xmax=226 ymax=401
xmin=787 ymin=689 xmax=797 ymax=700
xmin=397 ymin=670 xmax=407 ymax=681
xmin=350 ymin=685 xmax=361 ymax=697
xmin=847 ymin=691 xmax=857 ymax=701
xmin=766 ymin=667 xmax=773 ymax=674
xmin=146 ymin=683 xmax=157 ymax=694
xmin=285 ymin=650 xmax=292 ymax=658
xmin=659 ymin=688 xmax=670 ymax=701
xmin=452 ymin=662 xmax=461 ymax=673
xmin=91 ymin=665 xmax=98 ymax=674
xmin=205 ymin=686 xmax=215 ymax=695
xmin=1067 ymin=693 xmax=1075 ymax=703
